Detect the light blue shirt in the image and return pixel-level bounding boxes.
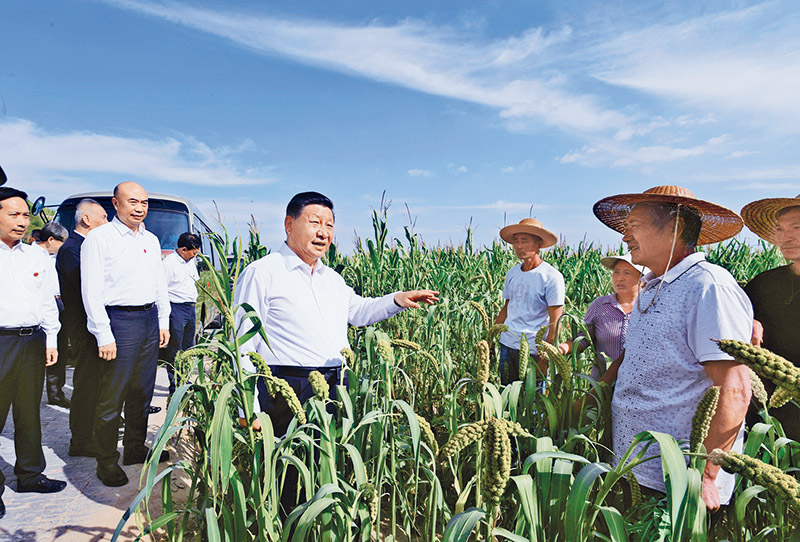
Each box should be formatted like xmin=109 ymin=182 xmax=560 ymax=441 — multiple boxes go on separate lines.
xmin=612 ymin=252 xmax=752 ymax=503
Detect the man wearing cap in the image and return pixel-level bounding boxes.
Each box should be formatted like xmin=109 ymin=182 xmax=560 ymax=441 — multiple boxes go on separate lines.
xmin=235 ymin=191 xmax=439 ymax=436
xmin=0 ymin=187 xmax=67 ymax=520
xmin=57 ymin=198 xmax=108 ymax=457
xmin=593 ymin=185 xmax=752 ymax=511
xmin=495 ymin=218 xmax=565 ymax=384
xmin=741 ymin=195 xmax=800 ymax=440
xmin=81 ymin=181 xmax=170 ymax=487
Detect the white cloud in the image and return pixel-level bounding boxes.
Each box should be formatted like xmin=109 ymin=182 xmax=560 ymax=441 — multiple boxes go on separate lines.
xmin=559 ymin=134 xmax=732 ymax=168
xmin=407 ymin=169 xmax=432 ymax=177
xmin=0 ymin=118 xmax=274 ymax=191
xmin=105 ymin=0 xmax=632 ymax=134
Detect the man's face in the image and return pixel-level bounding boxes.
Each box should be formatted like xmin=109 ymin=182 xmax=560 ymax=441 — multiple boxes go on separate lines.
xmin=775 ymin=207 xmax=800 ymax=262
xmin=85 ymin=204 xmax=108 ymax=231
xmin=611 ymin=260 xmax=642 ymax=293
xmin=0 ymin=197 xmax=30 ymax=246
xmin=177 ymin=246 xmax=200 ymax=262
xmin=285 ymin=204 xmax=334 ymax=266
xmin=511 ymin=233 xmax=541 ymax=260
xmin=622 ymin=205 xmax=675 ymax=269
xmin=112 ymin=183 xmax=149 ymax=228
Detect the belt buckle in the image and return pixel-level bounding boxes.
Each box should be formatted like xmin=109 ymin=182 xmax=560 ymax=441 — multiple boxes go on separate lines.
xmin=19 ymin=327 xmax=34 ymax=336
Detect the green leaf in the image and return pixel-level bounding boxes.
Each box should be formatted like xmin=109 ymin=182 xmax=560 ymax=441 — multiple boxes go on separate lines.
xmin=443 ymin=507 xmax=485 ymax=542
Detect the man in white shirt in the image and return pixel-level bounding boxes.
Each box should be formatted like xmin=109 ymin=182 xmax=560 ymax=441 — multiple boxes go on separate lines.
xmin=33 ymin=222 xmax=71 ymax=407
xmin=235 ymin=191 xmax=438 ymax=436
xmin=161 ymin=232 xmax=201 ymax=395
xmin=593 ymin=185 xmax=752 ymax=511
xmin=56 ymin=199 xmax=108 ymax=458
xmin=0 ymin=187 xmax=66 ymax=521
xmin=81 ymin=182 xmax=171 ymax=487
xmin=495 ymin=218 xmax=565 ymax=384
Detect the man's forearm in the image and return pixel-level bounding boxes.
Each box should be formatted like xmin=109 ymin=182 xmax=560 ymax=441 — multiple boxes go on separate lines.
xmin=702 ymin=385 xmax=750 ymax=480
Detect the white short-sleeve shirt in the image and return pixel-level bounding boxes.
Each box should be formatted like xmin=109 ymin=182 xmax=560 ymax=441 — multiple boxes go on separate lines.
xmin=612 ymin=252 xmax=753 ymax=503
xmin=500 ymin=261 xmax=565 ymax=352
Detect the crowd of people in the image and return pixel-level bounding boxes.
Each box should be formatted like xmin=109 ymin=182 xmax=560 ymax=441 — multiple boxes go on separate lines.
xmin=0 ymin=182 xmax=798 ymax=521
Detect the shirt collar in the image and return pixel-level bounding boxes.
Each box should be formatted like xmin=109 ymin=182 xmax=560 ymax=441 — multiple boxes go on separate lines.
xmin=110 ymin=216 xmax=146 ymax=237
xmin=279 ymin=242 xmax=327 ymax=274
xmin=0 ymin=239 xmax=24 ymax=252
xmin=598 ymin=294 xmax=618 ymax=305
xmin=643 ymin=252 xmax=706 ymax=285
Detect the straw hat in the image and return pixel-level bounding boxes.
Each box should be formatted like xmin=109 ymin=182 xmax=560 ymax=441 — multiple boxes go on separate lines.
xmin=600 ymin=253 xmax=650 ymax=276
xmin=499 ymin=218 xmax=558 ymax=248
xmin=740 ymin=195 xmax=800 ymax=244
xmin=593 ymin=185 xmax=743 ymax=246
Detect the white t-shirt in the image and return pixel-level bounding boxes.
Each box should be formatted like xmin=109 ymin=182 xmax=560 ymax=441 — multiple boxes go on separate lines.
xmin=500 ymin=261 xmax=565 ymax=352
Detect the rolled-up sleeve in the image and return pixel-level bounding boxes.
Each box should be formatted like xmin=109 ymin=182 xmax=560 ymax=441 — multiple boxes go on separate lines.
xmin=688 ymin=282 xmax=753 ymax=363
xmin=81 ymin=233 xmax=114 ymax=347
xmin=347 ymin=289 xmax=404 ymax=327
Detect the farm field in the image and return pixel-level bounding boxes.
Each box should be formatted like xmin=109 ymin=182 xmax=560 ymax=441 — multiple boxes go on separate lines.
xmin=124 ymin=215 xmax=796 ymax=542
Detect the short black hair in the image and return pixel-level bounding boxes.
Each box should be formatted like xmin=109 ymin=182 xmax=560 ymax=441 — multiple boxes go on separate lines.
xmin=177 ymin=232 xmax=202 ymax=250
xmin=40 ymin=221 xmax=68 ymax=242
xmin=0 ymin=187 xmax=28 ymax=208
xmin=286 ymin=191 xmax=334 ymax=219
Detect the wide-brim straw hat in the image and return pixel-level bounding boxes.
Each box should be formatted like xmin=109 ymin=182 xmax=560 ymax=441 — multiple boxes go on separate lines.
xmin=600 ymin=253 xmax=650 ymax=276
xmin=741 ymin=195 xmax=800 ymax=244
xmin=593 ymin=185 xmax=743 ymax=246
xmin=499 ymin=218 xmax=558 ymax=248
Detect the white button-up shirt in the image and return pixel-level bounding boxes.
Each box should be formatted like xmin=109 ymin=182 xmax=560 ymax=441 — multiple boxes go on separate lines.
xmin=612 ymin=252 xmax=752 ymax=504
xmin=162 ymin=251 xmax=199 ymax=303
xmin=32 ymin=242 xmax=60 ymax=296
xmin=0 ymin=241 xmax=61 ymax=347
xmin=235 ymin=242 xmax=403 ymax=372
xmin=80 ymin=217 xmax=170 ymax=347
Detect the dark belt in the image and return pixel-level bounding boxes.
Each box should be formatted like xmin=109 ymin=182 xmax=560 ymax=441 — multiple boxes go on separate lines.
xmin=270 ymin=365 xmax=342 ymax=378
xmin=0 ymin=326 xmax=42 ymax=336
xmin=106 ymin=303 xmax=155 ymax=312
xmin=170 ymin=301 xmax=196 ymax=306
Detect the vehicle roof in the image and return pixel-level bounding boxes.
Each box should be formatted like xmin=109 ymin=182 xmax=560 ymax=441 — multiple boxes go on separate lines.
xmin=59 ymin=191 xmax=211 ymax=225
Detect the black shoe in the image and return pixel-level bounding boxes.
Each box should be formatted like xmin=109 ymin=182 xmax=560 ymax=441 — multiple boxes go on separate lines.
xmin=0 ymin=497 xmax=5 ymax=520
xmin=96 ymin=464 xmax=128 ymax=487
xmin=68 ymin=444 xmax=97 ymax=458
xmin=17 ymin=476 xmax=67 ymax=494
xmin=122 ymin=448 xmax=169 ymax=465
xmin=147 ymin=406 xmax=161 ymax=414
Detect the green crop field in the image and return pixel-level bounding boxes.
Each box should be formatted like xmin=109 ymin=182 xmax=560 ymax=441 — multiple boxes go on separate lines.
xmin=118 ymin=213 xmax=797 ymax=542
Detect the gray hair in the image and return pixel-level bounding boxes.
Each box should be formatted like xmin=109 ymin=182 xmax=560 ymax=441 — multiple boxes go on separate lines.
xmin=74 ymin=198 xmax=102 ymax=225
xmin=40 ymin=221 xmax=68 ymax=242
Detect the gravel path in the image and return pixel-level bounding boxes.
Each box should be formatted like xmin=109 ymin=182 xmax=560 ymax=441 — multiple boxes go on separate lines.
xmin=1 ymin=366 xmax=173 ymax=542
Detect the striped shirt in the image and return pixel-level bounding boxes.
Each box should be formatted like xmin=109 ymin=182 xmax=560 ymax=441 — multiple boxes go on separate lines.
xmin=580 ymin=294 xmax=630 ymax=378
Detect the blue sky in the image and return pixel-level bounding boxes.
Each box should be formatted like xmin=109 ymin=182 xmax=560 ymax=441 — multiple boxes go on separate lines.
xmin=1 ymin=0 xmax=798 ymax=250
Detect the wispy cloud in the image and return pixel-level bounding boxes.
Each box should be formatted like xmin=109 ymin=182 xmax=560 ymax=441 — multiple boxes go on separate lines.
xmin=407 ymin=168 xmax=432 ymax=177
xmin=0 ymin=118 xmax=274 ymax=189
xmin=559 ymin=134 xmax=733 ymax=167
xmin=105 ymin=0 xmax=632 ymax=134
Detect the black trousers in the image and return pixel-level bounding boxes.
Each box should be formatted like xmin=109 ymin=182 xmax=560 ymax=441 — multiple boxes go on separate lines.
xmin=94 ymin=305 xmax=159 ymax=467
xmin=0 ymin=329 xmax=47 ymax=496
xmin=69 ymin=329 xmax=104 ymax=450
xmin=163 ymin=302 xmax=196 ymax=394
xmin=47 ymin=319 xmax=70 ymax=401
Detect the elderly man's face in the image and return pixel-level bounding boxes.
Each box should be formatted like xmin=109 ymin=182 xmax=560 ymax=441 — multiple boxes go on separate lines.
xmin=511 ymin=233 xmax=541 ymax=261
xmin=622 ymin=205 xmax=676 ymax=270
xmin=112 ymin=182 xmax=149 ymax=229
xmin=285 ymin=204 xmax=334 ymax=266
xmin=775 ymin=207 xmax=800 ymax=262
xmin=84 ymin=204 xmax=108 ymax=231
xmin=40 ymin=237 xmax=64 ymax=255
xmin=0 ymin=197 xmax=30 ymax=247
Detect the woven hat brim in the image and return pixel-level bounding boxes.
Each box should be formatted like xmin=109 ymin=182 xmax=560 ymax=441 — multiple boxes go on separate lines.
xmin=593 ymin=193 xmax=743 ymax=246
xmin=741 ymin=197 xmax=800 ymax=244
xmin=499 ymin=224 xmax=558 ymax=248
